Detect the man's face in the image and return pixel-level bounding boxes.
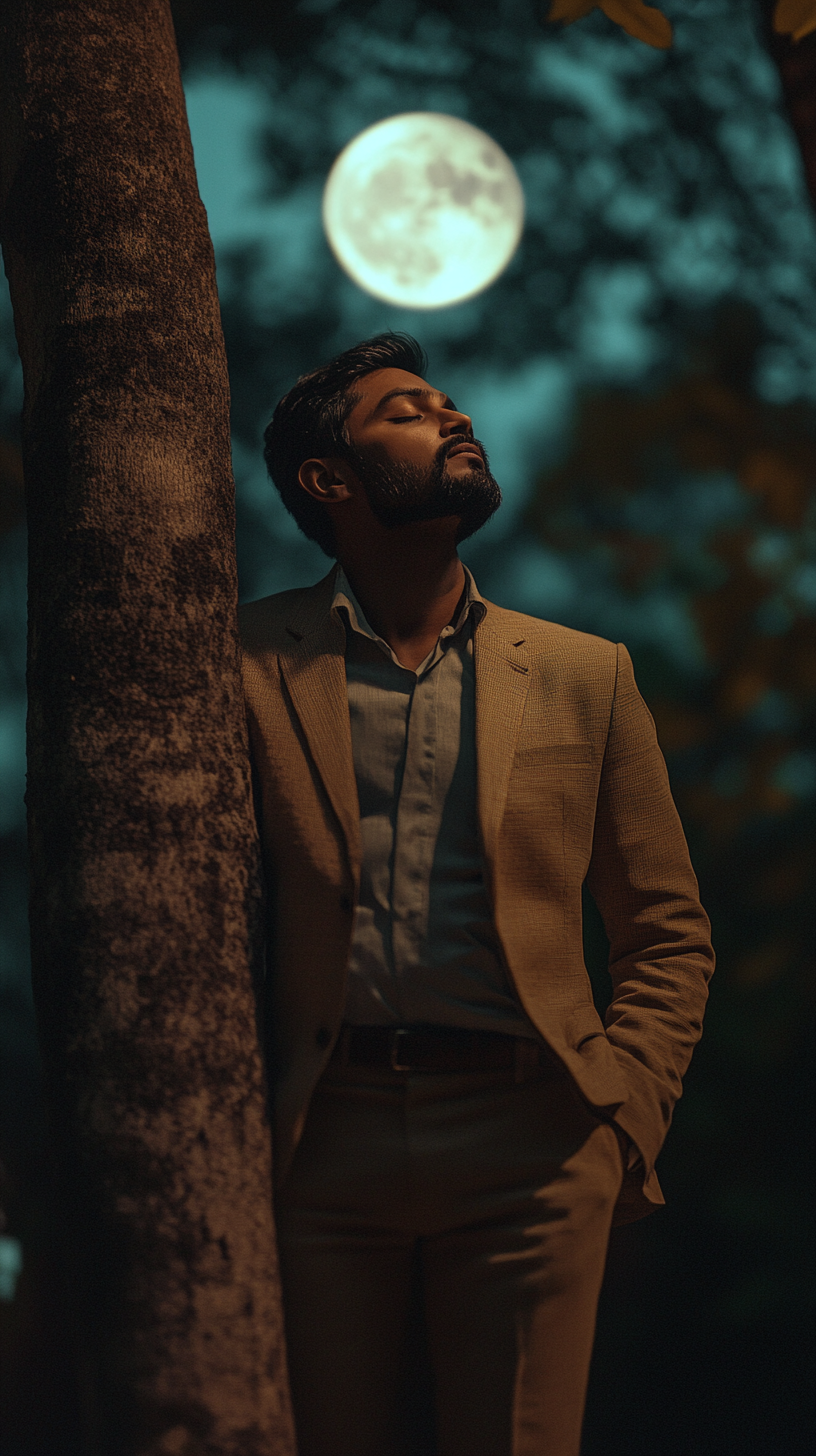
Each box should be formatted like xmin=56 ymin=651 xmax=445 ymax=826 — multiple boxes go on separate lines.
xmin=343 ymin=367 xmax=501 ymax=542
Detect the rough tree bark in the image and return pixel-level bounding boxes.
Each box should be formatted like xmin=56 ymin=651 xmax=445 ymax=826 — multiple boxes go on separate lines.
xmin=0 ymin=1 xmax=295 ymax=1452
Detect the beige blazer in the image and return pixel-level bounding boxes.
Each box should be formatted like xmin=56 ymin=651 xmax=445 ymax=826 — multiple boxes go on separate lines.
xmin=239 ymin=567 xmax=714 ymax=1224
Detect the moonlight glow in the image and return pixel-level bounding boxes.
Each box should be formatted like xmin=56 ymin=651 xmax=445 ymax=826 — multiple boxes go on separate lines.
xmin=322 ymin=113 xmax=525 ymax=309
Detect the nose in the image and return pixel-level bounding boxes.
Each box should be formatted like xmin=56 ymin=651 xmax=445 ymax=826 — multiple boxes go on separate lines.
xmin=440 ymin=406 xmax=473 ymax=439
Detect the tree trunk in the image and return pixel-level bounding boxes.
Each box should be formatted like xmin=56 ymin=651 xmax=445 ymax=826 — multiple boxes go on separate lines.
xmin=0 ymin=2 xmax=295 ymax=1451
xmin=759 ymin=0 xmax=816 ymax=208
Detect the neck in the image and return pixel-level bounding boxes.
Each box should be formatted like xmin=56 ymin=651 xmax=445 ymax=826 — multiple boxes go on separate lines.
xmin=338 ymin=521 xmax=465 ymax=670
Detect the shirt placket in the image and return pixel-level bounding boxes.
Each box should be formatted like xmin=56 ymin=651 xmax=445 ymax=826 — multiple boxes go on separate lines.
xmin=389 ymin=660 xmax=440 ymax=997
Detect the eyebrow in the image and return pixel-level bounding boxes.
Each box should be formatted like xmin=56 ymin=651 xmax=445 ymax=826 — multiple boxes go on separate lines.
xmin=365 ymin=386 xmax=457 ymax=422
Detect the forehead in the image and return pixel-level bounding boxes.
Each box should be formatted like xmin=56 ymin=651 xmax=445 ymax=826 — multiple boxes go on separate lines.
xmin=347 ymin=367 xmax=443 ymax=425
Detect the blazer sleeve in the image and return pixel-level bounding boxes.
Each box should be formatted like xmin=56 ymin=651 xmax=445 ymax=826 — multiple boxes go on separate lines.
xmin=585 ymin=643 xmax=715 ymax=1175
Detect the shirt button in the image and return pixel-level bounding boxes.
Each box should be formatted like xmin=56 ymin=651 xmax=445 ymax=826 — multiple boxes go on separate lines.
xmin=316 ymin=1026 xmax=331 ymax=1049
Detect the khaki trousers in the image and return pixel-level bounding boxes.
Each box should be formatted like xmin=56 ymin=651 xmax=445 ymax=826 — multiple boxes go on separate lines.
xmin=275 ymin=1058 xmax=624 ymax=1456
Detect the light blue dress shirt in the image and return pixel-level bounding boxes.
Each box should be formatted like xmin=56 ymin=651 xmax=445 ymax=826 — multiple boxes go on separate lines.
xmin=332 ymin=565 xmax=537 ymax=1038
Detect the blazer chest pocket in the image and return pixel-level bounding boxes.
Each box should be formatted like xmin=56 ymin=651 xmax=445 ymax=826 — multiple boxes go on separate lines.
xmin=514 ymin=742 xmax=594 ymax=768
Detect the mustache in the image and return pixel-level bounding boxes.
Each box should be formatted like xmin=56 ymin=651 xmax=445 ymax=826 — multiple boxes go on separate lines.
xmin=437 ymin=434 xmax=489 ymax=471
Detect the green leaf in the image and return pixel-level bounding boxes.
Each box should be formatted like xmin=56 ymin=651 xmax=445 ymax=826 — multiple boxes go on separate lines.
xmin=600 ymin=0 xmax=673 ymax=48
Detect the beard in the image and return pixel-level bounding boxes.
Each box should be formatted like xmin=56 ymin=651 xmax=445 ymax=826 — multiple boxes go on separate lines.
xmin=348 ymin=434 xmax=502 ymax=544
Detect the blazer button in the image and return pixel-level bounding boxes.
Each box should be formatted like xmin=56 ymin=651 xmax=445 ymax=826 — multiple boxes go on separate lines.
xmin=316 ymin=1026 xmax=331 ymax=1050
xmin=339 ymin=894 xmax=353 ymax=913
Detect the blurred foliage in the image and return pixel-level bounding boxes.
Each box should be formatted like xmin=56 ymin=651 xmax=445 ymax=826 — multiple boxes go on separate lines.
xmin=527 ymin=296 xmax=814 ymax=884
xmin=172 ymin=0 xmax=816 ymax=425
xmin=535 ymin=301 xmax=815 ymax=1454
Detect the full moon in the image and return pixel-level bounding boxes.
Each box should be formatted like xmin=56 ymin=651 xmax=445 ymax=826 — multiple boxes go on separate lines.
xmin=322 ymin=113 xmax=525 ymax=309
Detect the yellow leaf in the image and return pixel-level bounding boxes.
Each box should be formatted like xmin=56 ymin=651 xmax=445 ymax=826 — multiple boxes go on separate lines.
xmin=547 ymin=0 xmax=597 ymax=21
xmin=600 ymin=0 xmax=673 ymax=47
xmin=773 ymin=0 xmax=816 ymax=41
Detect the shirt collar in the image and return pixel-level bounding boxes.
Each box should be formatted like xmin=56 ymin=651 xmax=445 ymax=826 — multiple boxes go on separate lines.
xmin=331 ymin=563 xmax=486 ymax=669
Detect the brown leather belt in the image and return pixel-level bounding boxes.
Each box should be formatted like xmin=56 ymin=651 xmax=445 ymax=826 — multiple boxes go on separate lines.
xmin=330 ymin=1024 xmax=552 ymax=1076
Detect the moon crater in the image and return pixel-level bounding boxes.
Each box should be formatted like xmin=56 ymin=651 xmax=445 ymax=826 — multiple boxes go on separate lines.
xmin=323 ymin=113 xmax=525 ymax=309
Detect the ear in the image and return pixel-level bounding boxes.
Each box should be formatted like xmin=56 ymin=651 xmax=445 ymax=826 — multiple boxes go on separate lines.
xmin=298 ymin=457 xmax=356 ymax=504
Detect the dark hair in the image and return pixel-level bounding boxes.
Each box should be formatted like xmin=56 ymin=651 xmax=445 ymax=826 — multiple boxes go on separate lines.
xmin=263 ymin=332 xmax=428 ymax=557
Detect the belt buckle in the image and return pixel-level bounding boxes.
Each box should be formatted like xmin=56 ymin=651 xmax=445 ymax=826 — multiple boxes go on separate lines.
xmin=390 ymin=1028 xmax=412 ymax=1072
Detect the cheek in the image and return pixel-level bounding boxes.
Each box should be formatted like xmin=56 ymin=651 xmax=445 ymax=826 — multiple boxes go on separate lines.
xmin=360 ymin=441 xmax=424 ymax=478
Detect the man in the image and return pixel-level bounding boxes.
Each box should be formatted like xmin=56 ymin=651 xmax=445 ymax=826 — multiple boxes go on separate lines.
xmin=239 ymin=332 xmax=714 ymax=1456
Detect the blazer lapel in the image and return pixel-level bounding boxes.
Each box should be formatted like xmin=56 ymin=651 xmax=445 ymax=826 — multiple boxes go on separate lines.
xmin=474 ymin=615 xmax=531 ymax=876
xmin=278 ymin=585 xmax=361 ymax=876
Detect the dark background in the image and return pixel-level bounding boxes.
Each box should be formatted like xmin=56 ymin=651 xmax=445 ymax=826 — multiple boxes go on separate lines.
xmin=1 ymin=1 xmax=814 ymax=1451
